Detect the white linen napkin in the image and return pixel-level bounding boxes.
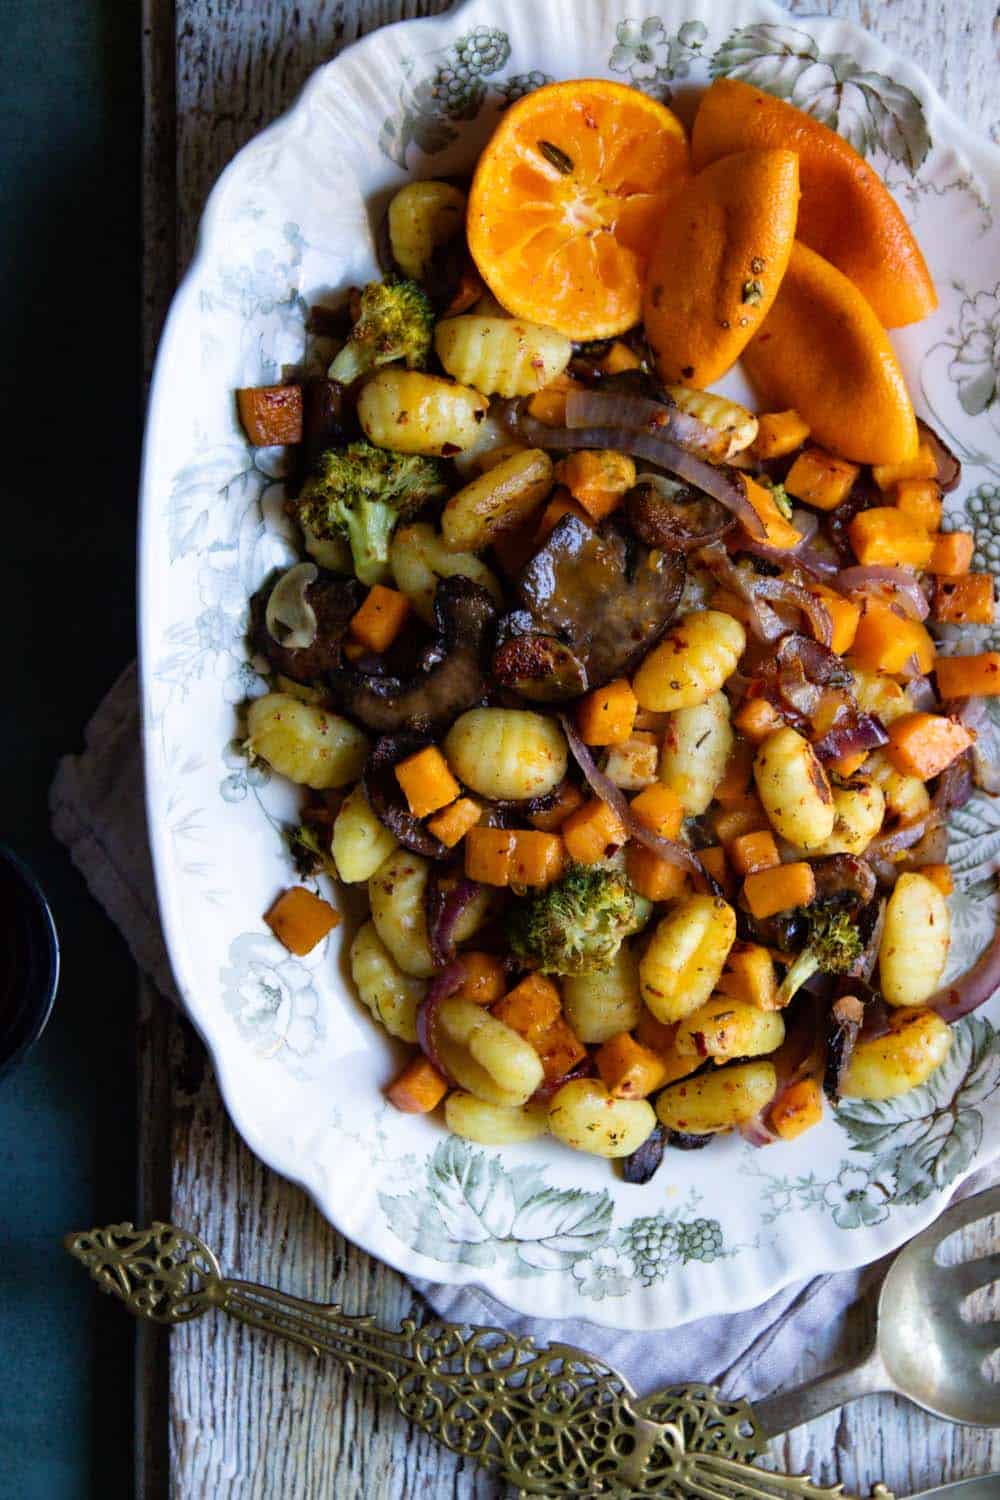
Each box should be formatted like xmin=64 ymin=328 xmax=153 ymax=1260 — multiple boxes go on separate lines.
xmin=50 ymin=663 xmax=998 ymax=1402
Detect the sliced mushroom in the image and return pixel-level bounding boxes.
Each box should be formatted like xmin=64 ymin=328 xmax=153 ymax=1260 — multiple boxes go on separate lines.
xmin=329 ymin=576 xmax=497 ymax=734
xmin=265 ymin=562 xmax=319 ymax=650
xmin=492 ymin=610 xmax=589 ymax=702
xmin=517 ymin=515 xmax=685 ymax=689
xmin=251 ymin=571 xmax=364 ymax=683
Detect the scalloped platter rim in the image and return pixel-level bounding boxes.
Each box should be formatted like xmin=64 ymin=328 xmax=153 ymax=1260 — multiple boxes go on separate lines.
xmin=140 ymin=0 xmax=1000 ymax=1330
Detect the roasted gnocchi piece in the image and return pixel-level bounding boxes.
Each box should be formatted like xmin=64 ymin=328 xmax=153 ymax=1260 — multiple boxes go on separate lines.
xmin=444 ymin=1092 xmax=549 ymax=1144
xmin=435 ymin=315 xmax=572 ymax=398
xmin=840 ymin=1007 xmax=951 ymax=1100
xmin=444 ymin=708 xmax=567 ymax=800
xmin=866 ymin=751 xmax=932 ymax=823
xmin=879 ymin=872 xmax=950 ymax=1007
xmin=639 ymin=894 xmax=737 ymax=1024
xmin=661 ymin=386 xmax=758 ymax=461
xmin=655 ymin=1061 xmax=778 ymax=1135
xmin=369 ymin=849 xmax=490 ymax=978
xmin=246 ymin=694 xmax=368 ymax=790
xmin=753 ymin=726 xmax=835 ymax=850
xmin=602 ymin=734 xmax=660 ymax=791
xmin=548 ymin=1077 xmax=657 ymax=1158
xmin=435 ymin=999 xmax=544 ymax=1106
xmin=441 ymin=448 xmax=554 ymax=553
xmin=632 ymin=611 xmax=746 ymax=712
xmin=357 ymin=368 xmax=488 ymax=455
xmin=387 ymin=180 xmax=466 ymax=282
xmin=333 ymin=784 xmax=398 ymax=884
xmin=675 ymin=997 xmax=785 ymax=1062
xmin=814 ymin=779 xmax=885 ymax=857
xmin=349 ymin=921 xmax=425 ymax=1042
xmin=849 ymin=667 xmax=913 ymax=726
xmin=658 ymin=691 xmax=733 ymax=816
xmin=389 ymin=521 xmax=503 ymax=623
xmin=562 ymin=945 xmax=642 ymax=1043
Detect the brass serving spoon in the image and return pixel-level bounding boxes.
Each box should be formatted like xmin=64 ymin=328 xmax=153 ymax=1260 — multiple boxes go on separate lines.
xmin=65 ymin=1187 xmax=1000 ymax=1498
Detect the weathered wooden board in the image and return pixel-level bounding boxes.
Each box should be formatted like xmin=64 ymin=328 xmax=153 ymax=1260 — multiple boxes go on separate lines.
xmin=140 ymin=2 xmax=1000 ymax=1494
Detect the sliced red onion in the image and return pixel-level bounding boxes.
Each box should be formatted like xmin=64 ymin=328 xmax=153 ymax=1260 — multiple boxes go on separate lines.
xmin=951 ymin=696 xmax=1000 ymax=795
xmin=755 ymin=577 xmax=834 ymax=647
xmin=696 ymin=542 xmax=786 ymax=642
xmin=859 ymin=990 xmax=893 ymax=1042
xmin=826 ymin=992 xmax=865 ymax=1100
xmin=835 ymin=566 xmax=930 ymax=621
xmin=737 ymin=538 xmax=840 ymax=580
xmin=622 ymin=1124 xmax=668 ymax=1183
xmin=501 ymin=404 xmax=769 ymax=540
xmin=739 ymin=1116 xmax=778 ymax=1148
xmin=917 ymin=418 xmax=962 ymax=493
xmin=559 ymin=713 xmax=705 ymax=877
xmin=907 ymin=674 xmax=938 ymax=712
xmin=929 ymin=924 xmax=1000 ymax=1023
xmin=812 ymin=712 xmax=888 ymax=764
xmin=565 ymin=387 xmax=725 ymax=462
xmin=932 ymin=748 xmax=975 ymax=815
xmin=415 ymin=968 xmax=466 ymax=1083
xmin=425 ymin=875 xmax=482 ymax=968
xmin=530 ymin=1054 xmax=596 ymax=1105
xmin=866 ymin=811 xmax=940 ymax=859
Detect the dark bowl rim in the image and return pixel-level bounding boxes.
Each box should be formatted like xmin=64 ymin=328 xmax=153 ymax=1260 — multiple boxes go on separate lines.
xmin=0 ymin=843 xmax=60 ymax=1080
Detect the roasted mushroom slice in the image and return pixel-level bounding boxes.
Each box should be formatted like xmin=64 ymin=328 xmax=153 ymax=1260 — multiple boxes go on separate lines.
xmin=492 ymin=610 xmax=589 ymax=702
xmin=251 ymin=568 xmax=364 ymax=683
xmin=329 ymin=576 xmax=497 ymax=734
xmin=518 ymin=514 xmax=685 ymax=688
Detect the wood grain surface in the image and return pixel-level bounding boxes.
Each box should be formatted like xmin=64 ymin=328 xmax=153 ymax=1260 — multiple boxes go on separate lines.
xmin=140 ymin=2 xmax=1000 ymax=1496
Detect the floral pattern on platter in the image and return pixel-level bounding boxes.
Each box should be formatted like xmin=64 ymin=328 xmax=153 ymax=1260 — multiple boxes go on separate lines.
xmin=221 ymin=930 xmax=325 ymax=1066
xmin=608 ymin=18 xmax=707 ymax=100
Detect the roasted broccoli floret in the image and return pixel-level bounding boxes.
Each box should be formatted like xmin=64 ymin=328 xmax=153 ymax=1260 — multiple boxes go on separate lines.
xmin=777 ymin=902 xmax=863 ymax=1007
xmin=506 ymin=863 xmax=637 ymax=976
xmin=296 ymin=440 xmax=447 ymax=585
xmin=328 ymin=279 xmax=434 ymax=385
xmin=288 ymin=822 xmax=337 ymax=879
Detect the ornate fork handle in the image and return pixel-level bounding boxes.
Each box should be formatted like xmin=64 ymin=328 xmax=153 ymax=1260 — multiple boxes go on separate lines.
xmin=65 ymin=1221 xmax=890 ymax=1500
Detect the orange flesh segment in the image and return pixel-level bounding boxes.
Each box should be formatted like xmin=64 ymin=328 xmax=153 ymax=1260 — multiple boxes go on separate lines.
xmin=467 ymin=79 xmax=690 ymax=339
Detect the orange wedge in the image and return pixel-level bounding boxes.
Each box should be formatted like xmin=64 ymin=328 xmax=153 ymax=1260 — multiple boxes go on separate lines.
xmin=467 ymin=79 xmax=690 ymax=340
xmin=742 ymin=241 xmax=918 ymax=466
xmin=692 ymin=79 xmax=936 ymax=329
xmin=642 ymin=148 xmax=799 ymax=388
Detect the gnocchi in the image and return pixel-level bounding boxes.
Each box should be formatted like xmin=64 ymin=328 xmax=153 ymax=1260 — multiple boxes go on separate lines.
xmin=658 ymin=691 xmax=733 ymax=816
xmin=548 ymin=1077 xmax=657 ymax=1158
xmin=387 ymin=180 xmax=466 ymax=282
xmin=562 ymin=945 xmax=642 ymax=1043
xmin=753 ymin=726 xmax=835 ymax=850
xmin=435 ymin=315 xmax=572 ymax=398
xmin=389 ymin=521 xmax=503 ymax=624
xmin=661 ymin=385 xmax=758 ymax=461
xmin=866 ymin=751 xmax=932 ymax=823
xmin=632 ymin=611 xmax=746 ymax=712
xmin=656 ymin=1061 xmax=778 ymax=1135
xmin=441 ymin=448 xmax=554 ymax=553
xmin=879 ymin=872 xmax=950 ymax=1007
xmin=840 ymin=1007 xmax=951 ymax=1100
xmin=850 ymin=666 xmax=913 ymax=727
xmin=350 ymin=921 xmax=425 ymax=1042
xmin=602 ymin=734 xmax=660 ymax=791
xmin=445 ymin=1092 xmax=549 ymax=1144
xmin=246 ymin=694 xmax=368 ymax=790
xmin=302 ymin=522 xmax=353 ymax=575
xmin=639 ymin=894 xmax=737 ymax=1024
xmin=369 ymin=849 xmax=489 ymax=978
xmin=435 ymin=999 xmax=544 ymax=1107
xmin=814 ymin=779 xmax=885 ymax=856
xmin=357 ymin=368 xmax=488 ymax=455
xmin=675 ymin=997 xmax=785 ymax=1062
xmin=333 ymin=784 xmax=398 ymax=884
xmin=444 ymin=708 xmax=568 ymax=801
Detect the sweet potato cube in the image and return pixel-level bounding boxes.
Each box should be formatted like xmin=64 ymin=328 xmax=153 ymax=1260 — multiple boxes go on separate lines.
xmin=595 ymin=1032 xmax=669 ymax=1099
xmin=350 ymin=585 xmax=410 ymax=653
xmin=715 ymin=942 xmax=779 ymax=1010
xmin=561 ymin=798 xmax=627 ymax=863
xmin=850 ymin=601 xmax=936 ymax=675
xmin=885 ymin=712 xmax=974 ymax=780
xmin=733 ymin=696 xmax=784 ymax=743
xmin=464 ymin=828 xmax=517 ymax=885
xmin=697 ymin=845 xmax=732 ymax=896
xmin=492 ymin=974 xmax=561 ymax=1044
xmin=750 ymin=409 xmax=810 ymax=461
xmin=529 ymin=781 xmax=585 ymax=831
xmin=236 ymin=383 xmax=303 ymax=446
xmin=526 ymin=373 xmax=584 ymax=426
xmin=603 ymin=733 xmax=660 ymax=791
xmin=633 ymin=1013 xmax=702 ymax=1084
xmin=829 ymin=749 xmax=870 ymax=779
xmin=743 ymin=475 xmax=802 ymax=550
xmin=533 ymin=488 xmax=593 ymax=543
xmin=426 ymin=796 xmax=482 ymax=848
xmin=555 ymin=449 xmax=636 ymax=521
xmin=928 ymin=531 xmax=974 ymax=576
xmin=805 ymin=585 xmax=860 ymax=655
xmin=453 ymin=951 xmax=507 ymax=1006
xmin=510 ymin=831 xmax=566 ymax=888
xmin=394 ymin=745 xmax=460 ymax=818
xmin=626 ymin=844 xmax=688 ymax=902
xmin=872 ymin=441 xmax=937 ymax=490
xmin=769 ymin=1078 xmax=823 ymax=1140
xmin=921 ymin=863 xmax=954 ymax=898
xmin=264 ymin=886 xmax=339 ymax=955
xmin=894 ymin=478 xmax=942 ymax=532
xmin=727 ymin=829 xmax=780 ymax=877
xmin=629 ymin=783 xmax=684 ymax=839
xmin=933 ymin=573 xmax=995 ymax=626
xmin=599 ymin=341 xmax=642 ymax=375
xmin=743 ymin=862 xmax=816 ymax=920
xmin=784 ymin=447 xmax=859 ymax=511
xmin=711 ymin=802 xmax=768 ymax=844
xmin=712 ymin=739 xmax=756 ymax=806
xmin=386 ymin=1055 xmax=448 ymax=1114
xmin=534 ymin=1015 xmax=588 ymax=1084
xmin=848 ymin=508 xmax=934 ymax=570
xmin=576 ymin=678 xmax=638 ymax=745
xmin=936 ymin=652 xmax=1000 ymax=698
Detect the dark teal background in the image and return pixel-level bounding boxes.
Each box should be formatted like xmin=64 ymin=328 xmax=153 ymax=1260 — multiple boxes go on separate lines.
xmin=1 ymin=0 xmax=141 ymax=1494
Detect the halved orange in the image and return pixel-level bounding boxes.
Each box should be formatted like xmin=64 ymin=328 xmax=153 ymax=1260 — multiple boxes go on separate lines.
xmin=467 ymin=80 xmax=690 ymax=340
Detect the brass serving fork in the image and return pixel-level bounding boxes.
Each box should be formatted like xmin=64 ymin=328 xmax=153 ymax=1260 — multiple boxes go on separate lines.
xmin=65 ymin=1186 xmax=1000 ymax=1498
